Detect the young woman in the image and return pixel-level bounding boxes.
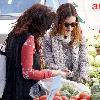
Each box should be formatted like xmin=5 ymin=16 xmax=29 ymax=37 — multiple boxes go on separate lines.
xmin=43 ymin=3 xmax=89 ymax=82
xmin=2 ymin=4 xmax=69 ymax=100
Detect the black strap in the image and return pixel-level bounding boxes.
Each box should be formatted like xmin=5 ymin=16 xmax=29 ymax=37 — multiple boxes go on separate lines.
xmin=0 ymin=43 xmax=6 ymax=56
xmin=0 ymin=51 xmax=6 ymax=55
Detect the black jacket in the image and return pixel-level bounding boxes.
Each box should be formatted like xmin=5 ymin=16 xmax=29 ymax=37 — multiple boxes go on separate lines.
xmin=2 ymin=33 xmax=41 ymax=100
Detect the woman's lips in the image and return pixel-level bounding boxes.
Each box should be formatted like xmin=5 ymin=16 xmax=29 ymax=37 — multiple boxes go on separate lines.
xmin=66 ymin=30 xmax=71 ymax=32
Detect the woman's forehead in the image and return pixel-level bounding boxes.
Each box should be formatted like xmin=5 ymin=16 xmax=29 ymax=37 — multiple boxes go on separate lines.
xmin=65 ymin=16 xmax=76 ymax=23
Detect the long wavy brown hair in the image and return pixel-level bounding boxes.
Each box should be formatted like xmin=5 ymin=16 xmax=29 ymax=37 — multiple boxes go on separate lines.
xmin=51 ymin=3 xmax=82 ymax=46
xmin=8 ymin=3 xmax=56 ymax=38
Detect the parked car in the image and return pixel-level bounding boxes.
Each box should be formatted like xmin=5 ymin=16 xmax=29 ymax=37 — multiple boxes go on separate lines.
xmin=0 ymin=0 xmax=67 ymax=43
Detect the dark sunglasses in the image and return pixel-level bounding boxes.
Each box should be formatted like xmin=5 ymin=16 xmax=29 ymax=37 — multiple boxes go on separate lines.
xmin=64 ymin=22 xmax=77 ymax=27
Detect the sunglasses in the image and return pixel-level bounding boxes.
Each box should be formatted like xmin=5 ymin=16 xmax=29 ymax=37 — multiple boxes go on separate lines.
xmin=64 ymin=22 xmax=77 ymax=27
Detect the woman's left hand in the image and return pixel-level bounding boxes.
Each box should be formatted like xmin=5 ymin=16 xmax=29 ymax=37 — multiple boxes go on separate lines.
xmin=80 ymin=76 xmax=91 ymax=84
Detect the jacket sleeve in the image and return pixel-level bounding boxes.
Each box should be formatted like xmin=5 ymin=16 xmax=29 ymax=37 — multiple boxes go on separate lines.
xmin=43 ymin=36 xmax=60 ymax=70
xmin=21 ymin=35 xmax=53 ymax=80
xmin=79 ymin=34 xmax=89 ymax=78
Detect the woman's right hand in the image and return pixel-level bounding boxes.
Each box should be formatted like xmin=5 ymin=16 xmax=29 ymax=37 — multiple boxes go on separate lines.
xmin=52 ymin=69 xmax=70 ymax=78
xmin=52 ymin=70 xmax=60 ymax=76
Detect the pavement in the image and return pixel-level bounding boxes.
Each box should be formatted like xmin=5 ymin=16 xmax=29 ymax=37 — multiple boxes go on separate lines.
xmin=0 ymin=34 xmax=7 ymax=44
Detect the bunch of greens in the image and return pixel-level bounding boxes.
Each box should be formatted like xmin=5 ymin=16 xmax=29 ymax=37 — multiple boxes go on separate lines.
xmin=91 ymin=84 xmax=100 ymax=100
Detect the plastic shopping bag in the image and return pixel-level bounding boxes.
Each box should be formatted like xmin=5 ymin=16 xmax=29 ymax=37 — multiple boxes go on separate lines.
xmin=29 ymin=76 xmax=62 ymax=99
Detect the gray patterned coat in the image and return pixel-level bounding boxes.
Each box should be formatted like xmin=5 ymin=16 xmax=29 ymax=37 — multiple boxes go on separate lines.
xmin=42 ymin=34 xmax=89 ymax=82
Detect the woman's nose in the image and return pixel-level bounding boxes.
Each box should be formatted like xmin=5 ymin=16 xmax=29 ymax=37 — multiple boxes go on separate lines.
xmin=67 ymin=25 xmax=72 ymax=30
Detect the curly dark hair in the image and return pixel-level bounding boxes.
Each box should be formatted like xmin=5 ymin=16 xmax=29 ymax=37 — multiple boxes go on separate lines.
xmin=51 ymin=3 xmax=82 ymax=45
xmin=8 ymin=3 xmax=56 ymax=37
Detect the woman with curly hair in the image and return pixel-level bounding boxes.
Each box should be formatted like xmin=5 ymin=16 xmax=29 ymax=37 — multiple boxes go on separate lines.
xmin=2 ymin=3 xmax=69 ymax=100
xmin=43 ymin=3 xmax=89 ymax=82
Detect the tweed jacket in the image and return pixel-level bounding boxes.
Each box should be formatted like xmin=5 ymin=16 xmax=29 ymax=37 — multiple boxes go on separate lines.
xmin=43 ymin=34 xmax=89 ymax=81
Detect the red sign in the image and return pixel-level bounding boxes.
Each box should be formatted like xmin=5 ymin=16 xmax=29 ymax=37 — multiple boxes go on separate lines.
xmin=92 ymin=3 xmax=100 ymax=10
